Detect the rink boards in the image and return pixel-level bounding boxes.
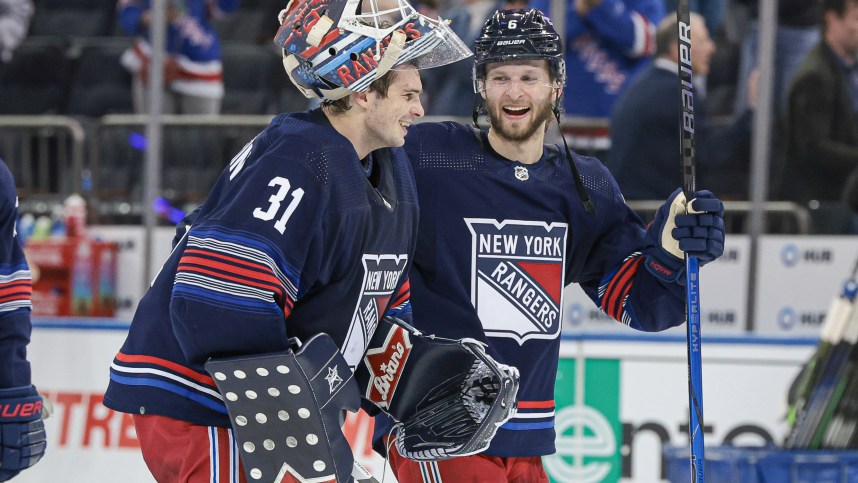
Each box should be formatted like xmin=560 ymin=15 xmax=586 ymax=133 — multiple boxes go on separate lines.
xmin=17 ymin=322 xmax=814 ymax=483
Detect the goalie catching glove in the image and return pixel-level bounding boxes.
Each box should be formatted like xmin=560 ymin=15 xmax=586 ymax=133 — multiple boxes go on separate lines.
xmin=355 ymin=316 xmax=519 ymax=461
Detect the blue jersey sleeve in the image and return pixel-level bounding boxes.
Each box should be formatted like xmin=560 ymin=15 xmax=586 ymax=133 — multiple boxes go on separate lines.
xmin=116 ymin=0 xmax=146 ymax=35
xmin=168 ymin=144 xmax=327 ymax=367
xmin=575 ymin=0 xmax=663 ymax=58
xmin=0 ymin=161 xmax=33 ymax=389
xmin=568 ymin=155 xmax=684 ymax=332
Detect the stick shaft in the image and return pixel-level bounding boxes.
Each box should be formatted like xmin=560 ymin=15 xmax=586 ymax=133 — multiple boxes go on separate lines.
xmin=676 ymin=2 xmax=705 ymax=481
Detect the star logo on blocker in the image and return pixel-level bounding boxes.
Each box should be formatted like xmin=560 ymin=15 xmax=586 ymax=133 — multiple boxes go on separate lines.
xmin=325 ymin=365 xmax=343 ymax=393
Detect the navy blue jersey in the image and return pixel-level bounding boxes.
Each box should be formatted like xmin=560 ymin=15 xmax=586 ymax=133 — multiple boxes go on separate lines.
xmin=374 ymin=122 xmax=685 ymax=457
xmin=105 ymin=109 xmax=418 ymax=427
xmin=0 ymin=159 xmax=33 ymax=389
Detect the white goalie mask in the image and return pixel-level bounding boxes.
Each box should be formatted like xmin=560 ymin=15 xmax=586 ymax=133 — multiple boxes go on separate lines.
xmin=274 ymin=0 xmax=472 ymax=100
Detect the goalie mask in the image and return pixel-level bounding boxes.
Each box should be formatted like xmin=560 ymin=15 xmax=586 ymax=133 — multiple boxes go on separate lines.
xmin=472 ymin=8 xmax=566 ymax=93
xmin=274 ymin=0 xmax=472 ymax=101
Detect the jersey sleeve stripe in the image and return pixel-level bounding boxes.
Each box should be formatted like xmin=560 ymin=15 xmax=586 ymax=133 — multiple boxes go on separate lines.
xmin=183 ymin=248 xmax=285 ymax=280
xmin=390 ymin=278 xmax=410 ymax=309
xmin=178 ymin=257 xmax=286 ymax=299
xmin=600 ymin=254 xmax=643 ymax=321
xmin=629 ymin=11 xmax=656 ymax=57
xmin=0 ymin=270 xmax=31 ymax=312
xmin=516 ymin=400 xmax=555 ymax=409
xmin=186 ymin=230 xmax=300 ymax=299
xmin=115 ymin=352 xmax=217 ymax=386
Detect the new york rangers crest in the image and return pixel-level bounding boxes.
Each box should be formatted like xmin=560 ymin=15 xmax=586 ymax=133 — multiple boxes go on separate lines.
xmin=342 ymin=254 xmax=408 ymax=368
xmin=465 ymin=219 xmax=567 ymax=344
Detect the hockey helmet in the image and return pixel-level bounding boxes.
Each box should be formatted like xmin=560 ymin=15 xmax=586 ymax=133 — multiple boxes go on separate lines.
xmin=274 ymin=0 xmax=472 ymax=101
xmin=473 ymin=8 xmax=566 ymax=91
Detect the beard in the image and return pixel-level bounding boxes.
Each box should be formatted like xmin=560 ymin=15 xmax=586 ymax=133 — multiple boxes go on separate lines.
xmin=487 ymin=94 xmax=555 ymax=142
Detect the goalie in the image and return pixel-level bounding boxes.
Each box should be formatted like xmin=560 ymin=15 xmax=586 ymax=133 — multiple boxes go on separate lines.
xmin=103 ymin=0 xmax=515 ymax=482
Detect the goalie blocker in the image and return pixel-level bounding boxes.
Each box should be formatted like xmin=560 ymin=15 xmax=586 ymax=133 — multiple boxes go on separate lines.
xmin=355 ymin=316 xmax=519 ymax=461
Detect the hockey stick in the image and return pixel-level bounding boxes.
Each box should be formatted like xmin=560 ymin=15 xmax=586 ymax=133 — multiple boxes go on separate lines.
xmin=785 ymin=268 xmax=858 ymax=428
xmin=675 ymin=4 xmax=704 ymax=481
xmin=783 ymin=261 xmax=858 ymax=447
xmin=786 ymin=305 xmax=858 ymax=448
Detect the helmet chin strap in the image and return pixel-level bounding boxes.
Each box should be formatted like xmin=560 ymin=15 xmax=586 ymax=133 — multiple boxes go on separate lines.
xmin=552 ymin=98 xmax=596 ymax=215
xmin=472 ymin=97 xmax=484 ymax=128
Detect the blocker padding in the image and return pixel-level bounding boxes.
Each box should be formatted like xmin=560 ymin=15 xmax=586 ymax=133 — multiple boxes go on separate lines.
xmin=205 ymin=334 xmax=360 ymax=483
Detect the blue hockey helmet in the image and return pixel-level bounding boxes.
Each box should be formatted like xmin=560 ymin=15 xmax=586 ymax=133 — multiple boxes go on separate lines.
xmin=473 ymin=8 xmax=566 ymax=90
xmin=274 ymin=0 xmax=471 ymax=101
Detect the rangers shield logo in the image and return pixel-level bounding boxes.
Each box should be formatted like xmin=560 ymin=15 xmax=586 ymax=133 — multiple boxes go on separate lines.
xmin=342 ymin=254 xmax=408 ymax=368
xmin=465 ymin=219 xmax=567 ymax=344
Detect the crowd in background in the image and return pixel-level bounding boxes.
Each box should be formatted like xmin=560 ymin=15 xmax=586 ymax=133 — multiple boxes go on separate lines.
xmin=1 ymin=0 xmax=857 ymax=233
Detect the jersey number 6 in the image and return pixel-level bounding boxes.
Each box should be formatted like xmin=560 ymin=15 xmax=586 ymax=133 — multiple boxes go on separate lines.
xmin=253 ymin=176 xmax=305 ymax=234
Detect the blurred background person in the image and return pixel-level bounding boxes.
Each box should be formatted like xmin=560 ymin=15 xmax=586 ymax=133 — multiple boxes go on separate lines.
xmin=782 ymin=0 xmax=858 ymax=234
xmin=0 ymin=0 xmax=34 ymax=73
xmin=420 ymin=0 xmax=497 ymax=116
xmin=421 ymin=0 xmax=527 ymax=116
xmin=532 ymin=0 xmax=663 ymax=155
xmin=733 ymin=0 xmax=819 ymax=118
xmin=117 ymin=0 xmax=239 ymax=115
xmin=608 ymin=11 xmax=756 ymax=201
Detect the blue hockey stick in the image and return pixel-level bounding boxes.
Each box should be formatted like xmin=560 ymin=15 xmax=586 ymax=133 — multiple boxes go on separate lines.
xmin=676 ymin=2 xmax=705 ymax=481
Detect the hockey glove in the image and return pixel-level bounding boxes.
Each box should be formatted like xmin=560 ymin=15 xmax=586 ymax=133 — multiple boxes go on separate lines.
xmin=356 ymin=317 xmax=519 ymax=461
xmin=0 ymin=386 xmax=47 ymax=482
xmin=644 ymin=188 xmax=725 ymax=284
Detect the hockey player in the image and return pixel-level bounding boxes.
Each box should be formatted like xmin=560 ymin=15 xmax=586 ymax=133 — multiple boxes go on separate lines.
xmin=0 ymin=159 xmax=47 ymax=481
xmin=373 ymin=8 xmax=725 ymax=482
xmin=104 ymin=1 xmax=519 ymax=482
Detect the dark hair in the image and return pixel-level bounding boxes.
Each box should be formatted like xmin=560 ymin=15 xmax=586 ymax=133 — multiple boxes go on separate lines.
xmin=322 ymin=68 xmax=404 ymax=114
xmin=822 ymin=0 xmax=858 ymax=33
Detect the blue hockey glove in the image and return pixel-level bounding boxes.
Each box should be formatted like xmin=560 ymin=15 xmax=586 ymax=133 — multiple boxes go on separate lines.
xmin=643 ymin=188 xmax=725 ymax=284
xmin=0 ymin=386 xmax=47 ymax=482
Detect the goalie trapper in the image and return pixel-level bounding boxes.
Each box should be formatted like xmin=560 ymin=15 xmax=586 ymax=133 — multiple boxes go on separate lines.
xmin=356 ymin=317 xmax=519 ymax=461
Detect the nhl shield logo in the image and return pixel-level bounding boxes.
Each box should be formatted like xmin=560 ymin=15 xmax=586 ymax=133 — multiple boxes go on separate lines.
xmin=465 ymin=219 xmax=568 ymax=344
xmin=514 ymin=166 xmax=529 ymax=181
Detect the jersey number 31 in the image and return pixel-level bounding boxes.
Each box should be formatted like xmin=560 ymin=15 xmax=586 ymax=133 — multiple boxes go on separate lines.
xmin=253 ymin=176 xmax=305 ymax=234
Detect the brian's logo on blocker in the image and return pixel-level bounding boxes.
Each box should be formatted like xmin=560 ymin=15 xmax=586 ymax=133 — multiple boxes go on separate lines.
xmin=362 ymin=326 xmax=412 ymax=409
xmin=465 ymin=219 xmax=567 ymax=344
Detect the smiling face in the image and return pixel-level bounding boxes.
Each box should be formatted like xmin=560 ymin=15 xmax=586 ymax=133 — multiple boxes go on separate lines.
xmin=363 ymin=66 xmax=425 ymax=149
xmin=481 ymin=60 xmax=559 ymax=143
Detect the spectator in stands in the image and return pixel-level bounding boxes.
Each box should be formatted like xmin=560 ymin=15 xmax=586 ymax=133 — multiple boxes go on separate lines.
xmin=733 ymin=0 xmax=819 ymax=117
xmin=0 ymin=158 xmax=47 ymax=481
xmin=531 ymin=0 xmax=663 ymax=153
xmin=117 ymin=0 xmax=240 ymax=115
xmin=608 ymin=11 xmax=756 ymax=201
xmin=783 ymin=0 xmax=858 ymax=234
xmin=421 ymin=0 xmax=526 ymax=116
xmin=421 ymin=0 xmax=496 ymax=116
xmin=663 ymin=0 xmax=726 ymax=35
xmin=0 ymin=0 xmax=34 ymax=64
